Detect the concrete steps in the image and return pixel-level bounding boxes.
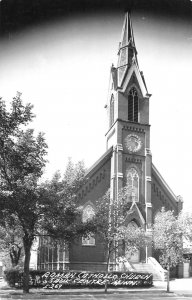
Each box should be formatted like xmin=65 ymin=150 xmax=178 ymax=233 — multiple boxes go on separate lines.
xmin=118 ymin=257 xmax=167 ymax=281
xmin=132 ymin=262 xmax=166 ymax=281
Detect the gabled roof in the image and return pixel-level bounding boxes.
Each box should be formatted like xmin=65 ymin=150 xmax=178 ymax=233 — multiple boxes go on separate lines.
xmin=85 ymin=146 xmax=113 ymax=179
xmin=152 ymin=163 xmax=179 ymax=204
xmin=125 ymin=201 xmax=145 ymax=227
xmin=120 ymin=63 xmax=149 ymax=97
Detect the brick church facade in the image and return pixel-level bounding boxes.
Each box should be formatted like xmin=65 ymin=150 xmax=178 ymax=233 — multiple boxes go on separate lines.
xmin=37 ymin=13 xmax=183 ymax=273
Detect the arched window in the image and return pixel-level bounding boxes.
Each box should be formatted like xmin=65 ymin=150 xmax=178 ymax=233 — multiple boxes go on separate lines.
xmin=128 ymin=87 xmax=138 ymax=122
xmin=109 ymin=95 xmax=114 ymax=127
xmin=127 ymin=168 xmax=139 ymax=202
xmin=82 ymin=205 xmax=95 ymax=246
xmin=82 ymin=205 xmax=95 ymax=222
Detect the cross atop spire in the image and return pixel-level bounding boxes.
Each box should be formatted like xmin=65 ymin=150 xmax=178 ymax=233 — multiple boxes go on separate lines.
xmin=117 ymin=12 xmax=138 ymax=87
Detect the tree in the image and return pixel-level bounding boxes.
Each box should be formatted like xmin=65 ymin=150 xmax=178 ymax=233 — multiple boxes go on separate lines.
xmin=92 ymin=189 xmax=149 ymax=293
xmin=40 ymin=159 xmax=94 ymax=244
xmin=178 ymin=211 xmax=192 ymax=259
xmin=0 ymin=93 xmax=48 ymax=293
xmin=0 ymin=217 xmax=24 ymax=268
xmin=153 ymin=208 xmax=183 ymax=292
xmin=0 ymin=94 xmax=93 ymax=293
xmin=178 ymin=211 xmax=192 ymax=248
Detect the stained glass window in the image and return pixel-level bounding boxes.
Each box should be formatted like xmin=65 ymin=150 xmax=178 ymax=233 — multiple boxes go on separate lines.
xmin=82 ymin=205 xmax=95 ymax=246
xmin=127 ymin=168 xmax=139 ymax=202
xmin=82 ymin=205 xmax=95 ymax=222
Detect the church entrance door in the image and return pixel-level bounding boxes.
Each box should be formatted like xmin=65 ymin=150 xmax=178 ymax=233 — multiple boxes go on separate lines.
xmin=125 ymin=221 xmax=140 ymax=263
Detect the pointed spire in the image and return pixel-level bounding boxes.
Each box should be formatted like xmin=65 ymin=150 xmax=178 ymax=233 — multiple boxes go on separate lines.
xmin=117 ymin=12 xmax=138 ymax=87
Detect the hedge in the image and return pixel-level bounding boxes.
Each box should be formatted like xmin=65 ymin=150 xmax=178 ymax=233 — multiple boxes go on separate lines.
xmin=4 ymin=269 xmax=153 ymax=289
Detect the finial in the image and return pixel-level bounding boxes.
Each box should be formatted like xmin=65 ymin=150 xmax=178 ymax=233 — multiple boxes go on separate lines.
xmin=125 ymin=0 xmax=135 ymax=14
xmin=177 ymin=195 xmax=183 ymax=202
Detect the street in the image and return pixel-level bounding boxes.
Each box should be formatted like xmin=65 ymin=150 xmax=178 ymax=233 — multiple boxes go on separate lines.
xmin=0 ymin=291 xmax=191 ymax=300
xmin=1 ymin=278 xmax=192 ymax=300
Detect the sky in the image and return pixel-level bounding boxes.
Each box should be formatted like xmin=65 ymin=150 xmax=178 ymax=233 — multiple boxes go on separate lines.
xmin=0 ymin=1 xmax=192 ymax=209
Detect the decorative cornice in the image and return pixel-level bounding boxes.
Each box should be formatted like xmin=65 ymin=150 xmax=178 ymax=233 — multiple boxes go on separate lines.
xmin=78 ymin=169 xmax=106 ymax=200
xmin=152 ymin=182 xmax=177 ymax=212
xmin=106 ymin=119 xmax=149 ymax=137
xmin=122 ymin=125 xmax=145 ymax=133
xmin=152 ymin=164 xmax=177 ymax=202
xmin=125 ymin=157 xmax=142 ymax=164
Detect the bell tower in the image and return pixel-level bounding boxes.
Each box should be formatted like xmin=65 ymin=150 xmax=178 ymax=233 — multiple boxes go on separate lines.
xmin=105 ymin=12 xmax=152 ymax=257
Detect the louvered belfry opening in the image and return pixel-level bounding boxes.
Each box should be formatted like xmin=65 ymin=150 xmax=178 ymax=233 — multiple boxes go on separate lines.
xmin=128 ymin=87 xmax=138 ymax=122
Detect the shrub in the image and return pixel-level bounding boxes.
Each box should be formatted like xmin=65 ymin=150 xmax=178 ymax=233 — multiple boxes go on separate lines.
xmin=3 ymin=269 xmax=153 ymax=289
xmin=4 ymin=268 xmax=22 ymax=287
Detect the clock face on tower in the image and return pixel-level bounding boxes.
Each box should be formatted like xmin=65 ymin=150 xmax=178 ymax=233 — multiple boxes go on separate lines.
xmin=125 ymin=134 xmax=142 ymax=153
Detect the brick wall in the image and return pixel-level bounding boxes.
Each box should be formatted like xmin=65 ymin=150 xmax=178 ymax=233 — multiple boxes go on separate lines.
xmin=69 ymin=157 xmax=111 ymax=268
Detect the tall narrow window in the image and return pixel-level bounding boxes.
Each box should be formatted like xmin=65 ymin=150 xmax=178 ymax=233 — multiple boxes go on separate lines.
xmin=82 ymin=205 xmax=95 ymax=246
xmin=128 ymin=87 xmax=138 ymax=122
xmin=127 ymin=168 xmax=139 ymax=202
xmin=110 ymin=95 xmax=114 ymax=127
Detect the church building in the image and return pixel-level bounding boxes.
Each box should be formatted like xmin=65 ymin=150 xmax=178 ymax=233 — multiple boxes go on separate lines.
xmin=37 ymin=12 xmax=183 ymax=277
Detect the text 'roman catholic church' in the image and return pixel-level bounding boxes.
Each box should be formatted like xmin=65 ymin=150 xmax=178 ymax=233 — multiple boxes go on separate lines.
xmin=38 ymin=13 xmax=183 ymax=276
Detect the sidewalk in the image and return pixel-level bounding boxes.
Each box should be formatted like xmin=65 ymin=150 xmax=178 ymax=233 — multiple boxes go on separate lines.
xmin=0 ymin=278 xmax=192 ymax=298
xmin=164 ymin=278 xmax=192 ymax=296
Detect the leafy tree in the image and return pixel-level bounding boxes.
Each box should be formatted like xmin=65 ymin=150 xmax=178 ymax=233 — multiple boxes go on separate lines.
xmin=0 ymin=94 xmax=92 ymax=293
xmin=177 ymin=211 xmax=192 ymax=258
xmin=0 ymin=93 xmax=47 ymax=293
xmin=178 ymin=211 xmax=192 ymax=247
xmin=92 ymin=190 xmax=149 ymax=293
xmin=40 ymin=159 xmax=93 ymax=244
xmin=0 ymin=217 xmax=24 ymax=268
xmin=153 ymin=208 xmax=183 ymax=292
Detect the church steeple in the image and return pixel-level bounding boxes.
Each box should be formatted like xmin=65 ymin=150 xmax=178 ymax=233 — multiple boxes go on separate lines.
xmin=105 ymin=13 xmax=153 ymax=256
xmin=117 ymin=12 xmax=138 ymax=87
xmin=106 ymin=12 xmax=151 ymax=146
